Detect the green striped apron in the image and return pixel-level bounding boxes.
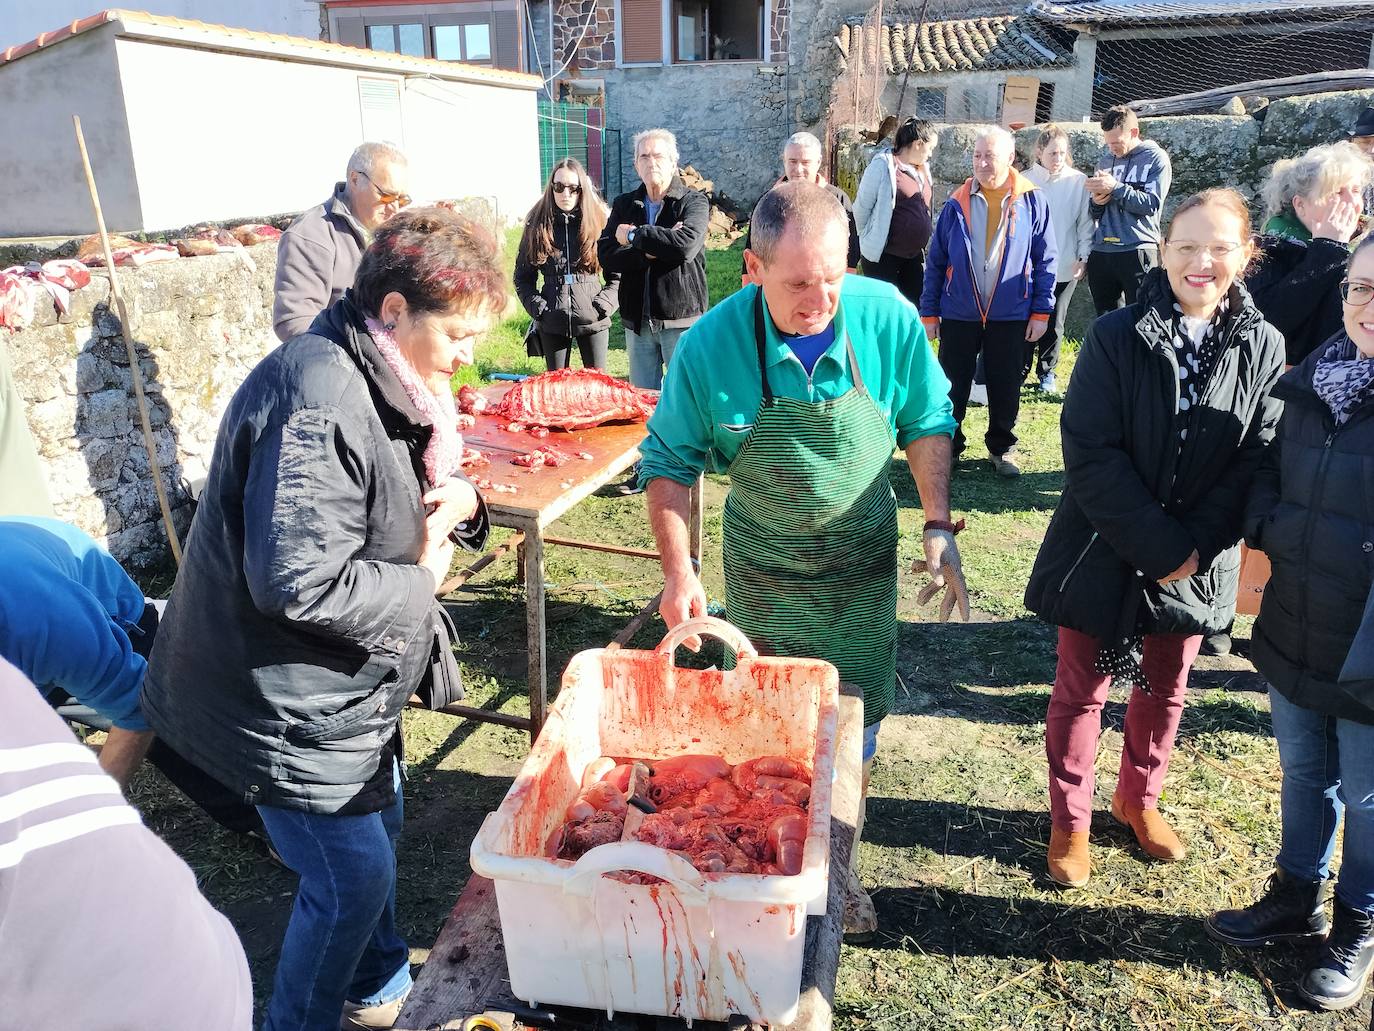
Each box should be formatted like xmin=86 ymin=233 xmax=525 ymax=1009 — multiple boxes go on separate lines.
xmin=723 ymin=292 xmax=900 ymax=727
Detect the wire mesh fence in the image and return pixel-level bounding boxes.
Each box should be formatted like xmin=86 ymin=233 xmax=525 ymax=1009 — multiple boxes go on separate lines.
xmin=828 ymin=0 xmax=1374 ymax=133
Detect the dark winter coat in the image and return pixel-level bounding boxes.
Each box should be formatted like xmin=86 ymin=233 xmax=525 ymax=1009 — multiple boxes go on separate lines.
xmin=597 ymin=175 xmax=709 ymax=333
xmin=1025 ymin=269 xmax=1286 ymax=642
xmin=143 ymin=296 xmax=489 ymax=815
xmin=1245 ymin=234 xmax=1349 ymax=366
xmin=1247 ymin=339 xmax=1374 ymax=725
xmin=513 ymin=209 xmax=619 ymax=346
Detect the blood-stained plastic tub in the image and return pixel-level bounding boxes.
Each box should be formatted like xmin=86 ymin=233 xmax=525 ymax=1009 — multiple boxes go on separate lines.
xmin=469 ymin=617 xmax=840 ymax=1026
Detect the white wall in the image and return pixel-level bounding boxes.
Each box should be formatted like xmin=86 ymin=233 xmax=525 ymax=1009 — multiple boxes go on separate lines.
xmin=400 ymin=76 xmax=541 ymax=222
xmin=113 ymin=38 xmax=540 ymax=230
xmin=0 ymin=1 xmax=321 ymax=49
xmin=0 ymin=27 xmax=143 ymax=236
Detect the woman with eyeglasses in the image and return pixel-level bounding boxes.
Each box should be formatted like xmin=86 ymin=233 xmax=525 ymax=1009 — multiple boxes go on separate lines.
xmin=1025 ymin=189 xmax=1286 ymax=888
xmin=1205 ymin=236 xmax=1374 ymax=1012
xmin=515 ymin=158 xmax=619 ymax=371
xmin=1247 ymin=141 xmax=1372 ymax=365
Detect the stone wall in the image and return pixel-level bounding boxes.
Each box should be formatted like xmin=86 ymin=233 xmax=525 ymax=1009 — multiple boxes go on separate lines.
xmin=836 ymin=87 xmax=1374 ymax=224
xmin=833 ymin=87 xmax=1374 ymax=340
xmin=6 ymin=246 xmax=279 ymax=568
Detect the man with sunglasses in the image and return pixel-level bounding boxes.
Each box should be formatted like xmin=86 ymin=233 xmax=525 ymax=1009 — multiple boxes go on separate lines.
xmin=273 ymin=141 xmax=411 ymax=342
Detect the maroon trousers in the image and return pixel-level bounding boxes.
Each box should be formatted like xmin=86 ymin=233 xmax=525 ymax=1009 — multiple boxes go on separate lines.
xmin=1045 ymin=626 xmax=1203 ymax=832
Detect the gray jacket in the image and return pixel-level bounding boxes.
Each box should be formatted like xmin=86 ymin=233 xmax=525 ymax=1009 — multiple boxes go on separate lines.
xmin=144 ymin=296 xmax=488 ymax=815
xmin=272 ymin=184 xmax=368 ymax=342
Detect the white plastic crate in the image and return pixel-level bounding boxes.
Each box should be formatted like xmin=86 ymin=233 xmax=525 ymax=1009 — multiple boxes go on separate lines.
xmin=469 ymin=617 xmax=840 ymax=1025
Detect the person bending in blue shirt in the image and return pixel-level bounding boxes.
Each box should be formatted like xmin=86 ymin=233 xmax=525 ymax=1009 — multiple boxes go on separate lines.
xmin=0 ymin=516 xmax=261 ymax=834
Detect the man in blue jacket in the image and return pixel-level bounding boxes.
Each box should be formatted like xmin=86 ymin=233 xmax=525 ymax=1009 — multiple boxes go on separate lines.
xmin=921 ymin=126 xmax=1057 ymax=477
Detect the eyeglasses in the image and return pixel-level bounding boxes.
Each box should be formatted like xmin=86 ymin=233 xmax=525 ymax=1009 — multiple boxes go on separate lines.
xmin=1341 ymin=279 xmax=1374 ymax=306
xmin=359 ymin=171 xmax=411 ymax=207
xmin=1166 ymin=241 xmax=1245 ymax=260
xmin=552 ymin=183 xmax=581 ymax=195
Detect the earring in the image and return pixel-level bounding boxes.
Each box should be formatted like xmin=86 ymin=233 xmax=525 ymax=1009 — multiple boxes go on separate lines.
xmin=382 ymin=321 xmax=396 ymax=332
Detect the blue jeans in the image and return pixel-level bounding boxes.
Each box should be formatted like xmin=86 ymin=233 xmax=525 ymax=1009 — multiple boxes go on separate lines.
xmin=257 ymin=762 xmax=410 ymax=1031
xmin=1270 ymin=687 xmax=1374 ymax=913
xmin=862 ymin=721 xmax=880 ymax=763
xmin=626 ymin=325 xmax=688 ymax=390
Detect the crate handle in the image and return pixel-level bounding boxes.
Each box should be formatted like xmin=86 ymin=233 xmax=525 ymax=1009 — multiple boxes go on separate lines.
xmin=656 ymin=617 xmax=758 ymax=660
xmin=562 ymin=841 xmax=708 ymax=904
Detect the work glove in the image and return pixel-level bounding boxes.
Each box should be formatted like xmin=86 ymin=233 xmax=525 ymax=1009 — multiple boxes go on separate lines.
xmin=912 ymin=528 xmax=970 ymax=622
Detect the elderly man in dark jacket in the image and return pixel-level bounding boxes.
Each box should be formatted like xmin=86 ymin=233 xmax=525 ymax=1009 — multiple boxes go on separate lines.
xmin=597 ymin=128 xmax=709 ymax=392
xmin=272 ymin=141 xmax=411 ymax=342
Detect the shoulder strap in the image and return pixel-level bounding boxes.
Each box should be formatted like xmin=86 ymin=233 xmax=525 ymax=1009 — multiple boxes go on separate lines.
xmin=752 ymin=289 xmax=775 ymax=405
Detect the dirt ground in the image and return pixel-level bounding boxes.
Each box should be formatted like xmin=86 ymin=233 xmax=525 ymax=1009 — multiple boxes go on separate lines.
xmin=127 ymin=446 xmax=1372 ymax=1029
xmin=121 ymin=243 xmax=1373 ymax=1027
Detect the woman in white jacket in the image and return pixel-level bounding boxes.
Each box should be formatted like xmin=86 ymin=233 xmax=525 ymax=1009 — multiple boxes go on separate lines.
xmin=1023 ymin=124 xmax=1094 ymax=393
xmin=853 ymin=117 xmax=939 ymax=307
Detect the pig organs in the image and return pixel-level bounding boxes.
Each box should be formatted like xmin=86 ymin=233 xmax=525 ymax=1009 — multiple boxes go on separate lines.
xmin=553 ymin=753 xmax=812 ymax=877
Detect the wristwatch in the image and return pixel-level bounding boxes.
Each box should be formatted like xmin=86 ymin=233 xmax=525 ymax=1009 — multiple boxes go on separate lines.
xmin=627 ymin=228 xmax=637 ymax=244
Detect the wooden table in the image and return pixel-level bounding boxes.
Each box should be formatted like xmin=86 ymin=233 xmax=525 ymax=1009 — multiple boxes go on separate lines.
xmin=396 ymin=685 xmax=864 ymax=1031
xmin=426 ymin=386 xmax=704 ymax=740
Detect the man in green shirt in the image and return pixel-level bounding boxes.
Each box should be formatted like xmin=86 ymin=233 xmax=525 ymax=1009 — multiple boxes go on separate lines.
xmin=640 ymin=181 xmax=968 ymax=938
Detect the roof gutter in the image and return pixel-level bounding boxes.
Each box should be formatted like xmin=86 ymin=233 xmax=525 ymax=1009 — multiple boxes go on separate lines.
xmin=107 ymin=13 xmax=542 ymax=90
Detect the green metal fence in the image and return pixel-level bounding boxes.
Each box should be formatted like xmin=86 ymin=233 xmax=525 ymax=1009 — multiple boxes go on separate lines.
xmin=537 ymin=100 xmax=610 ymax=193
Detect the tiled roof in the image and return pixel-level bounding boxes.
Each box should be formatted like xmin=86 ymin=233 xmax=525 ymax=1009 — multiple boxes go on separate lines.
xmin=0 ymin=8 xmax=541 ymax=89
xmin=1030 ymin=0 xmax=1374 ymax=24
xmin=834 ymin=16 xmax=1075 ymax=75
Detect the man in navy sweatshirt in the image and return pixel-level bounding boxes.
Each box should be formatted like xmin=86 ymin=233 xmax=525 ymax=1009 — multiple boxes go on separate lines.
xmin=1085 ymin=106 xmax=1173 ymax=315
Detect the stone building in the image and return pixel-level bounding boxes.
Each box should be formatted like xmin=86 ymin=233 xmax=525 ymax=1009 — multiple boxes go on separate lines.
xmin=834 ymin=0 xmax=1374 ymax=134
xmin=524 ymin=0 xmax=880 ymax=206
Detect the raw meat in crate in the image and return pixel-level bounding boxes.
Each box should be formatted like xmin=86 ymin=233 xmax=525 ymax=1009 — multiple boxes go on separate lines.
xmin=491 ymin=368 xmax=656 ymax=430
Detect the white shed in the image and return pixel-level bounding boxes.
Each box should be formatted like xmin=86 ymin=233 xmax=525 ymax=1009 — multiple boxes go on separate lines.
xmin=0 ymin=8 xmax=543 ymax=236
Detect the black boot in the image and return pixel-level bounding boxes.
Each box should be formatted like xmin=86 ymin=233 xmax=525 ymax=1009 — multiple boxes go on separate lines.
xmin=1204 ymin=868 xmax=1330 ymax=947
xmin=1299 ymin=898 xmax=1374 ymax=1010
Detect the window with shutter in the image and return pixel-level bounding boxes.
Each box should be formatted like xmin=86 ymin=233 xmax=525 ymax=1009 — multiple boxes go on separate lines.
xmin=619 ymin=0 xmax=663 ymax=64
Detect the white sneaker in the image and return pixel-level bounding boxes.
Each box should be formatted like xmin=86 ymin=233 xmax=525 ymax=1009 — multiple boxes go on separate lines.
xmin=968 ymin=383 xmax=988 ymax=406
xmin=1039 ymin=373 xmax=1057 ymax=393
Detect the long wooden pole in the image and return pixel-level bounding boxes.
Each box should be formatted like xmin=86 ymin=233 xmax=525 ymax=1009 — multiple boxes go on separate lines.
xmin=72 ymin=115 xmax=183 ymax=567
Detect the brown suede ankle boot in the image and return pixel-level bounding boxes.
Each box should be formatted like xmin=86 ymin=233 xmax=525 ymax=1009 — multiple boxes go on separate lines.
xmin=1047 ymin=826 xmax=1091 ymax=888
xmin=1112 ymin=795 xmax=1186 ymax=862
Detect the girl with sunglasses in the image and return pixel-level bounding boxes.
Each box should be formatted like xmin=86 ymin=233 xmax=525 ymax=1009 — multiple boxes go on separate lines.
xmin=515 ymin=158 xmax=620 ymax=370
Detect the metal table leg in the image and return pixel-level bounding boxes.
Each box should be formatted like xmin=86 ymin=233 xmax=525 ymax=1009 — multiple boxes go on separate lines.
xmin=523 ymin=525 xmax=548 ymax=739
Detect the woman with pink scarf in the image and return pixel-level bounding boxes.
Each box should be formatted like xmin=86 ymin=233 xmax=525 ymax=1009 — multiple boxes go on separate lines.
xmin=143 ymin=207 xmax=504 ymax=1031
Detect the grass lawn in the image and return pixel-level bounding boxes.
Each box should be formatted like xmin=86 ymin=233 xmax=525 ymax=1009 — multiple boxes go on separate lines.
xmin=122 ymin=232 xmax=1370 ymax=1029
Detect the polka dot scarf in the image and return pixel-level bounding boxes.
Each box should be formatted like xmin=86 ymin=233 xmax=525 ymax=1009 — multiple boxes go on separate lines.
xmin=1170 ymin=296 xmax=1230 ymax=443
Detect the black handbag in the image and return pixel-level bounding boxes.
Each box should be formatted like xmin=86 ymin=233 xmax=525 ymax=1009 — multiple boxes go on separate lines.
xmin=415 ymin=603 xmax=464 ymax=710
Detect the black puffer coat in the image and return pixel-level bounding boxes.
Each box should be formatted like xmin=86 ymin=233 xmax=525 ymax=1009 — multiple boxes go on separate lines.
xmin=1025 ymin=269 xmax=1286 ymax=643
xmin=1245 ymin=234 xmax=1349 ymax=366
xmin=1248 ymin=337 xmax=1374 ymax=725
xmin=143 ymin=296 xmax=488 ymax=815
xmin=513 ymin=209 xmax=619 ymax=342
xmin=597 ymin=175 xmax=710 ymax=333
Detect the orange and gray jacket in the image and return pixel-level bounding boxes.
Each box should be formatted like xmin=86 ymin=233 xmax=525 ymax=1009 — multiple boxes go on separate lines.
xmin=920 ymin=170 xmax=1057 ymax=325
